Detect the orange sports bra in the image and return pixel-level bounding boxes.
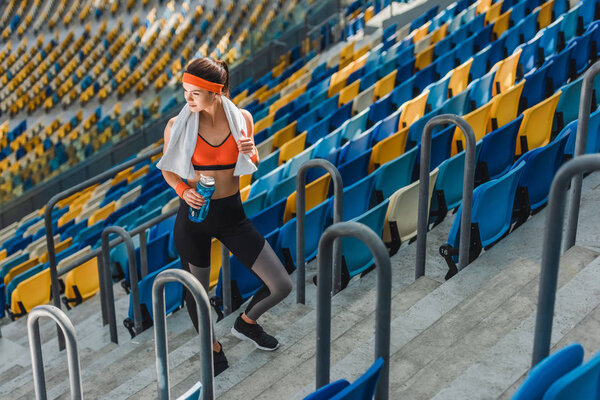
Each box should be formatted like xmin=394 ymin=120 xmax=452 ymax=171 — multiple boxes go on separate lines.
xmin=192 ymin=130 xmax=239 ymax=170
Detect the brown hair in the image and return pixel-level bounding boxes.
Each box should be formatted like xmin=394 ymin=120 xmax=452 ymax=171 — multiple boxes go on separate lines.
xmin=185 ymin=57 xmax=230 ymax=97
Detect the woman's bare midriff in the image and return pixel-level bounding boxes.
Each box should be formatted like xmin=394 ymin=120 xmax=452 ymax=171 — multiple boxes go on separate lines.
xmin=188 ymin=167 xmax=240 ymax=199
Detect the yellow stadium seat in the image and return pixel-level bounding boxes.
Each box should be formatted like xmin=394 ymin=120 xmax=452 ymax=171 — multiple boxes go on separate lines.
xmin=272 ymin=121 xmax=298 ymax=150
xmin=412 ymin=21 xmax=431 ymax=43
xmin=240 ymin=184 xmax=250 ymax=202
xmin=254 ymin=112 xmax=275 ymax=134
xmin=209 ymin=238 xmax=224 ymax=289
xmin=537 ymin=0 xmax=555 ymax=29
xmin=328 ymin=76 xmax=348 ymax=97
xmin=38 ymin=238 xmax=73 ymax=264
xmin=88 ymin=201 xmax=116 ymax=226
xmin=339 ymin=42 xmax=355 ymax=69
xmin=415 ymin=44 xmax=435 ymax=71
xmin=492 ymin=49 xmax=521 ymax=96
xmin=452 ymin=102 xmax=493 ymax=155
xmin=516 ymin=91 xmax=561 ymax=156
xmin=112 ymin=166 xmax=134 ymax=185
xmin=58 ymin=205 xmax=82 ymax=227
xmin=430 ymin=23 xmax=448 ymax=44
xmin=127 ymin=165 xmax=149 ymax=183
xmin=11 ymin=269 xmax=51 ymax=317
xmin=364 ymin=6 xmax=374 ymax=22
xmin=0 ymin=249 xmax=6 ymax=262
xmin=279 ymin=131 xmax=307 ymax=165
xmin=283 ymin=174 xmax=331 ymax=223
xmin=484 ymin=1 xmax=503 ymax=25
xmin=64 ymin=257 xmax=100 ymax=307
xmin=369 ymin=127 xmax=409 ymax=173
xmin=239 ymin=174 xmax=252 ymax=190
xmin=399 ymin=91 xmax=429 ymax=129
xmin=489 ymin=79 xmax=525 ymax=131
xmin=448 ymin=58 xmax=473 ymax=97
xmin=492 ymin=10 xmax=512 ymax=39
xmin=477 ymin=0 xmax=493 ymax=14
xmin=4 ymin=258 xmax=40 ymax=285
xmin=373 ymin=70 xmax=397 ymax=101
xmin=339 ymin=80 xmax=361 ymax=106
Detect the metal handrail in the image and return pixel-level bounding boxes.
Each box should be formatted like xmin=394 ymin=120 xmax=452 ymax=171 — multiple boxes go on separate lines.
xmin=565 ymin=60 xmax=600 ymax=251
xmin=44 ymin=147 xmax=161 ymax=350
xmin=100 ymin=226 xmax=140 ymax=344
xmin=316 ymin=221 xmax=391 ymax=400
xmin=416 ymin=114 xmax=476 ymax=278
xmin=296 ymin=159 xmax=343 ymax=303
xmin=153 ymin=269 xmax=214 ymax=400
xmin=28 ymin=305 xmax=82 ymax=400
xmin=532 ymin=155 xmax=600 ymax=366
xmin=221 ymin=243 xmax=232 ymax=316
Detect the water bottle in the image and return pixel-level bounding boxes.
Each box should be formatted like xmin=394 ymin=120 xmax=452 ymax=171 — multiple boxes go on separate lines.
xmin=188 ymin=174 xmax=215 ymax=223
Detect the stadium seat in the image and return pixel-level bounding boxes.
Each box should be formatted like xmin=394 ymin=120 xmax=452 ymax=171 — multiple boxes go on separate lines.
xmin=383 ymin=168 xmax=439 ymax=254
xmin=399 ymin=91 xmax=429 ymax=129
xmin=477 ymin=116 xmax=523 ymax=184
xmin=489 ymin=80 xmax=524 ymax=131
xmin=425 ymin=75 xmax=451 ymax=112
xmin=338 ymin=131 xmax=373 ymax=165
xmin=63 ymin=257 xmax=100 ymax=308
xmin=367 ymin=94 xmax=393 ymax=126
xmin=369 ymin=127 xmax=409 ymax=172
xmin=520 ymin=61 xmax=553 ymax=112
xmin=372 ymin=110 xmax=400 ymax=143
xmin=341 ymin=108 xmax=370 ymax=143
xmin=467 ymin=68 xmax=496 ymax=111
xmin=568 ymin=26 xmax=595 ymax=78
xmin=513 ymin=132 xmax=568 ymax=225
xmin=448 ymin=58 xmax=473 ymax=97
xmin=338 ymin=149 xmax=372 ymax=187
xmin=249 ymin=166 xmax=284 ymax=198
xmin=339 ymin=80 xmax=361 ymax=106
xmin=441 ymin=89 xmax=470 ymax=116
xmin=283 ymin=146 xmax=313 ymax=178
xmin=545 ymin=44 xmax=573 ymax=93
xmin=279 ymin=131 xmax=307 ymax=165
xmin=543 ymin=349 xmax=600 ymax=399
xmin=554 ymin=76 xmax=583 ymax=133
xmin=242 ymin=191 xmax=268 ymax=218
xmin=267 ymin=175 xmax=298 ymax=206
xmin=492 ymin=48 xmax=522 ymax=96
xmin=10 ymin=268 xmax=51 ymax=318
xmin=374 ymin=146 xmax=419 ymax=202
xmin=283 ymin=174 xmax=331 ymax=223
xmin=440 ymin=161 xmax=526 ymax=277
xmin=435 ymin=48 xmax=458 ymax=80
xmin=276 ymin=200 xmax=330 ymax=270
xmin=540 ymin=18 xmax=562 ymax=58
xmin=451 ymin=102 xmax=492 ymax=155
xmin=516 ymin=91 xmax=561 ymax=156
xmin=373 ymin=70 xmax=397 ymax=101
xmin=303 ymin=381 xmax=351 ymax=400
xmin=391 ymin=76 xmax=416 ymax=108
xmin=512 ymin=343 xmax=584 ymax=400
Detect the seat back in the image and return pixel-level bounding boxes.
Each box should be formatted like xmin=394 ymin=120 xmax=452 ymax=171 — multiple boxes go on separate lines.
xmin=554 ymin=76 xmax=583 ymax=132
xmin=448 ymin=58 xmax=473 ymax=97
xmin=543 ymin=349 xmax=600 ymax=400
xmin=279 ymin=132 xmax=307 ymax=164
xmin=369 ymin=128 xmax=409 ymax=172
xmin=373 ymin=70 xmax=397 ymax=101
xmin=467 ymin=68 xmax=496 ymax=110
xmin=374 ymin=146 xmax=419 ymax=200
xmin=342 ymin=108 xmax=370 ymax=142
xmin=452 ymin=101 xmax=493 ymax=155
xmin=521 ymin=60 xmax=552 ymax=111
xmin=132 ymin=259 xmax=183 ymax=321
xmin=330 ymin=357 xmax=385 ymax=400
xmin=492 ymin=48 xmax=521 ymax=96
xmin=385 ymin=168 xmax=439 ymax=243
xmin=243 ymin=191 xmax=268 ymax=218
xmin=489 ymin=79 xmax=524 ymax=131
xmin=425 ymin=74 xmax=451 ymax=111
xmin=65 ymin=257 xmax=99 ymax=302
xmin=516 ymin=91 xmax=561 ymax=156
xmin=342 ymin=200 xmax=389 ymax=278
xmin=399 ymin=91 xmax=429 ymax=129
xmin=341 ymin=175 xmax=375 ymax=221
xmin=11 ymin=268 xmax=51 ymax=315
xmin=250 ymin=197 xmax=287 ymax=237
xmin=512 ymin=343 xmax=584 ymax=400
xmin=472 ymin=161 xmax=526 ymax=247
xmin=478 ymin=115 xmax=522 ymax=181
xmin=284 ymin=174 xmax=331 ymax=223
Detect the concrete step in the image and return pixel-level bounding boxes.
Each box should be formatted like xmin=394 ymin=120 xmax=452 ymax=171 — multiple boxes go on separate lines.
xmin=389 ymin=246 xmax=598 ymax=400
xmin=430 ymin=254 xmax=600 ymax=399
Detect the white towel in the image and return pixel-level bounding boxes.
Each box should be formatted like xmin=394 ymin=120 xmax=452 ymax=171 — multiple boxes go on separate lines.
xmin=156 ymin=95 xmax=258 ymax=180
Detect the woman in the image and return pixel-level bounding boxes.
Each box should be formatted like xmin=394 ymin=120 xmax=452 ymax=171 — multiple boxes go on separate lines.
xmin=159 ymin=57 xmax=292 ymax=376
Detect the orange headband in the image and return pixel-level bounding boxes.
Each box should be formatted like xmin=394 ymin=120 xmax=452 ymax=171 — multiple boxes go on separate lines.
xmin=182 ymin=72 xmax=224 ymax=94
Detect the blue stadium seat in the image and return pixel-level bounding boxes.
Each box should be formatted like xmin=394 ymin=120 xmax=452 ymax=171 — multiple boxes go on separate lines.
xmin=414 ymin=63 xmax=437 ymax=94
xmin=540 ymin=18 xmax=563 ymax=58
xmin=339 ymin=174 xmax=375 ymax=222
xmin=441 ymin=89 xmax=470 ymax=116
xmin=476 ymin=116 xmax=522 ymax=183
xmin=318 ymin=94 xmax=340 ymax=119
xmin=560 ymin=4 xmax=581 ymax=44
xmin=243 ymin=191 xmax=268 ymax=218
xmin=338 ymin=149 xmax=372 ymax=187
xmin=568 ymin=26 xmax=595 ymax=78
xmin=148 ymin=214 xmax=176 ymax=241
xmin=304 ymin=381 xmax=350 ymax=400
xmin=0 ymin=253 xmax=29 ymax=282
xmin=467 ymin=69 xmax=495 ymax=111
xmin=330 ymin=102 xmax=353 ymax=131
xmin=306 ymin=116 xmax=332 ymax=146
xmin=125 ymin=259 xmax=183 ymax=337
xmin=486 ymin=36 xmax=507 ymax=70
xmin=512 ymin=343 xmax=584 ymax=400
xmin=546 ymin=41 xmax=574 ymax=93
xmin=520 ymin=61 xmax=553 ymax=112
xmin=122 ymin=232 xmax=171 ymax=287
xmin=341 ymin=108 xmax=370 ymax=142
xmin=250 ymin=166 xmax=284 ymax=198
xmin=469 ymin=47 xmax=491 ymax=80
xmin=372 ymin=110 xmax=400 ymax=144
xmin=519 ymin=10 xmax=540 ymax=43
xmin=266 ymin=175 xmax=297 ymax=206
xmin=374 ymin=146 xmax=418 ymax=201
xmin=408 ymin=109 xmax=441 ymax=146
xmin=435 ymin=48 xmax=458 ymax=79
xmin=312 ymin=129 xmax=343 ymax=160
xmin=391 ymin=76 xmax=416 ymax=108
xmin=368 ymin=94 xmax=394 ymax=126
xmin=297 ymin=108 xmax=320 ymax=135
xmin=282 ymin=146 xmax=313 ymax=179
xmin=554 ymin=76 xmax=583 ymax=133
xmin=250 ymin=198 xmax=287 ymax=237
xmin=440 ymin=161 xmax=526 ymax=278
xmin=513 ymin=132 xmax=568 ymax=225
xmin=455 ymin=34 xmax=476 ymax=65
xmin=517 ymin=35 xmax=543 ymax=79
xmin=543 ymin=349 xmax=600 ymax=399
xmin=429 ymin=125 xmax=455 ymax=171
xmin=425 ymin=75 xmax=451 ymax=112
xmin=275 ymin=200 xmax=329 ymax=270
xmin=342 ymin=200 xmax=389 ymax=278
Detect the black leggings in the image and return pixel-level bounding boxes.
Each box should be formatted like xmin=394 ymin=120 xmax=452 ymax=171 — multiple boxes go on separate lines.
xmin=173 ymin=192 xmax=292 ymax=331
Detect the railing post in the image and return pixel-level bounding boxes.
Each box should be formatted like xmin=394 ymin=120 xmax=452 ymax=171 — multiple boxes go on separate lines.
xmin=316 ymin=221 xmax=391 ymax=400
xmin=416 ymin=114 xmax=476 ymax=279
xmin=565 ymin=60 xmax=600 ymax=251
xmin=532 ymin=155 xmax=600 ymax=366
xmin=28 ymin=305 xmax=82 ymax=400
xmin=296 ymin=159 xmax=343 ymax=303
xmin=44 ymin=147 xmax=161 ymax=350
xmin=101 ymin=226 xmax=142 ymax=344
xmin=153 ymin=269 xmax=214 ymax=400
xmin=221 ymin=243 xmax=232 ymax=316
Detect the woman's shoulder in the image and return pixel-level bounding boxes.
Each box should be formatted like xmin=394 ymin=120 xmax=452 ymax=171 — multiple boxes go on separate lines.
xmin=239 ymin=108 xmax=253 ymax=122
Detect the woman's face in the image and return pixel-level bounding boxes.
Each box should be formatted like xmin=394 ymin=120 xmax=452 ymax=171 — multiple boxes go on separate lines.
xmin=183 ymin=82 xmax=215 ymax=112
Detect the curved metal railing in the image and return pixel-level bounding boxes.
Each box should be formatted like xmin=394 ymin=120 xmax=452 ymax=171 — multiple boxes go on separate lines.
xmin=416 ymin=114 xmax=476 ymax=279
xmin=296 ymin=159 xmax=344 ymax=302
xmin=315 ymin=221 xmax=391 ymax=400
xmin=153 ymin=268 xmax=214 ymax=400
xmin=532 ymin=155 xmax=600 ymax=366
xmin=28 ymin=305 xmax=82 ymax=400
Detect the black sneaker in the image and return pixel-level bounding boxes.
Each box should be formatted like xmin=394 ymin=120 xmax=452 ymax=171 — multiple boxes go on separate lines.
xmin=231 ymin=314 xmax=279 ymax=351
xmin=213 ymin=342 xmax=229 ymax=376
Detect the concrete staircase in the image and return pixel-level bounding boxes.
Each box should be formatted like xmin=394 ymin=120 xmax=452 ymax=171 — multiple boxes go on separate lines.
xmin=1 ymin=171 xmax=599 ymax=399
